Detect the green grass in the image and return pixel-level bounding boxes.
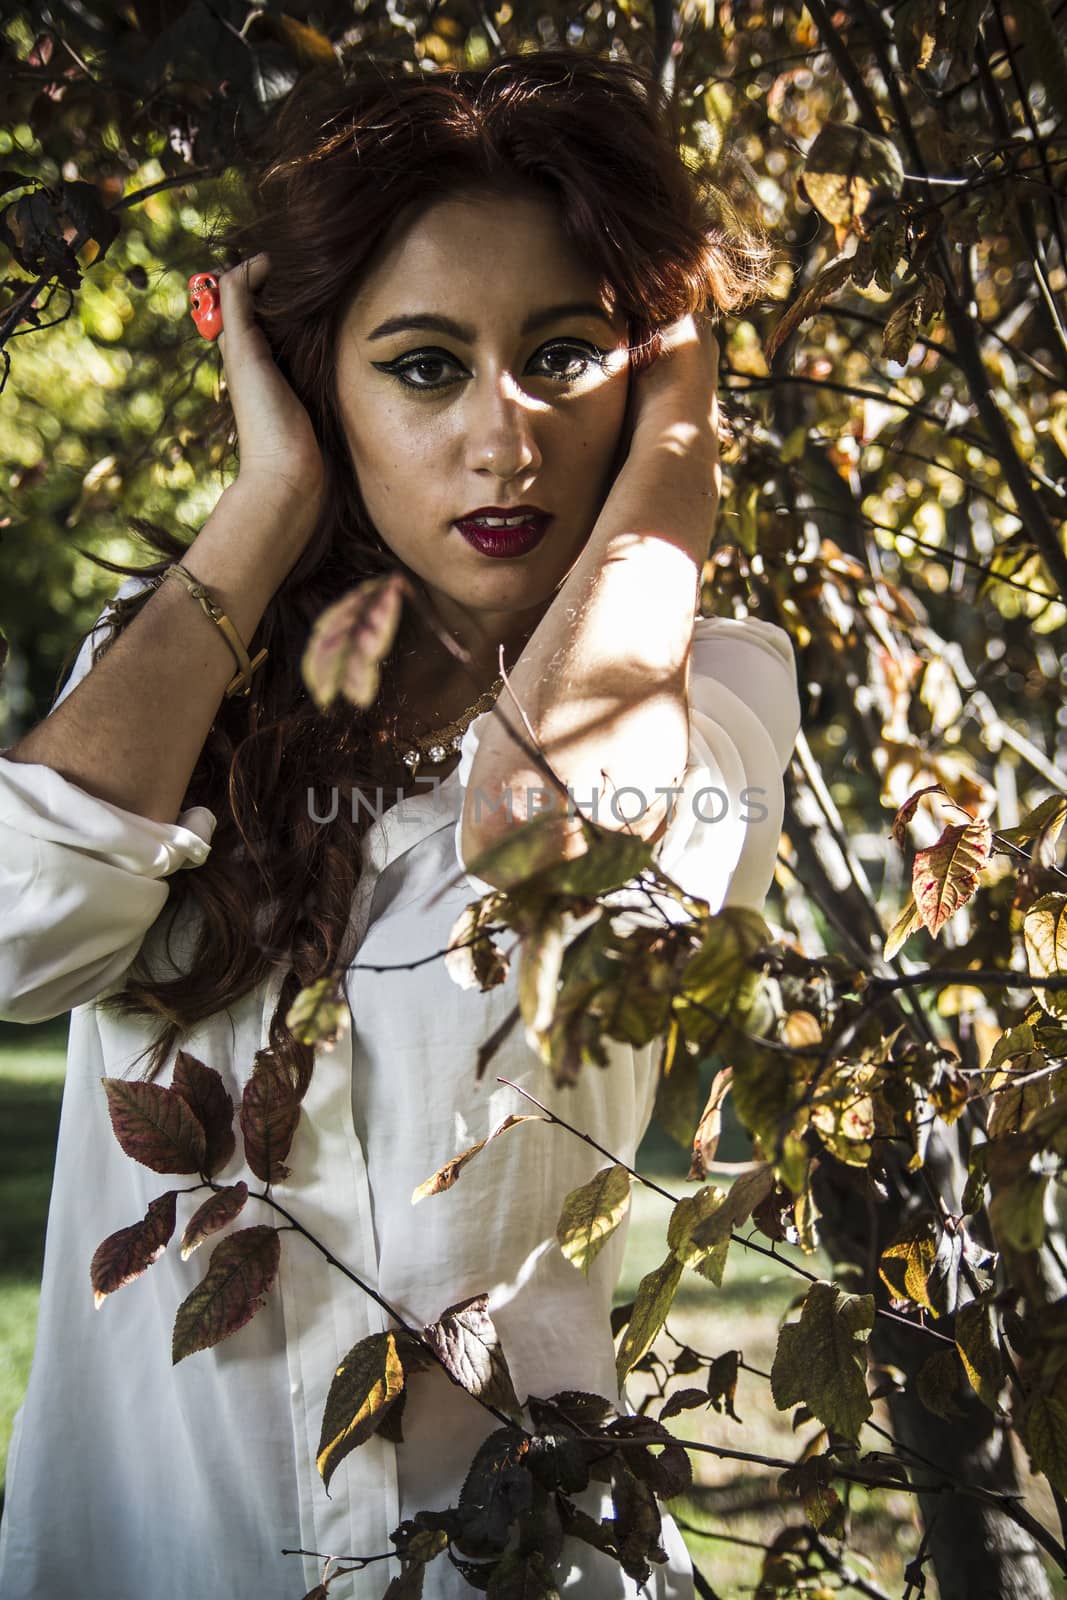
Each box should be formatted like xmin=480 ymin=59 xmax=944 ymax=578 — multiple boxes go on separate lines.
xmin=0 ymin=1018 xmax=68 ymax=1513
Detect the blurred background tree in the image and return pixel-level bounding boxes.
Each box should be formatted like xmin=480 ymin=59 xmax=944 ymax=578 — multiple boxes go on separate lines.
xmin=3 ymin=2 xmax=1067 ymax=1598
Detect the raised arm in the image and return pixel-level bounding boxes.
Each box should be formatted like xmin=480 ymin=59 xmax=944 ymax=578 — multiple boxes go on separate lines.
xmin=3 ymin=254 xmax=323 ymax=826
xmin=460 ymin=315 xmax=722 ymax=878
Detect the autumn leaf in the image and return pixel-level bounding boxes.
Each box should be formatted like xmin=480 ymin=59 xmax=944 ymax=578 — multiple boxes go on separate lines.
xmin=556 ymin=1164 xmax=632 ymax=1277
xmin=444 ymin=902 xmax=510 ymax=991
xmin=770 ymin=1280 xmax=875 ymax=1441
xmin=90 ymin=1189 xmax=178 ymax=1307
xmin=955 ymin=1298 xmax=1005 ymax=1412
xmin=171 ymin=1225 xmax=280 ymax=1362
xmin=519 ymin=906 xmax=566 ymax=1049
xmin=883 ymin=894 xmax=923 ymax=960
xmin=301 ymin=573 xmax=407 ymax=710
xmin=412 ymin=1114 xmax=546 ymax=1204
xmin=179 ymin=1182 xmax=249 ymax=1260
xmin=317 ymin=1330 xmax=405 ymax=1491
xmin=101 ymin=1077 xmax=207 ymax=1175
xmin=688 ymin=1066 xmax=732 ymax=1180
xmin=239 ymin=1050 xmax=302 ymax=1184
xmin=423 ymin=1294 xmax=521 ymax=1412
xmin=1024 ymin=895 xmax=1067 ymax=1020
xmin=1021 ymin=1371 xmax=1067 ymax=1496
xmin=800 ymin=122 xmax=904 ymax=229
xmin=615 ymin=1254 xmax=684 ymax=1386
xmin=170 ymin=1051 xmax=235 ymax=1177
xmin=911 ymin=817 xmax=992 ymax=939
xmin=879 ymin=1213 xmax=940 ymax=1312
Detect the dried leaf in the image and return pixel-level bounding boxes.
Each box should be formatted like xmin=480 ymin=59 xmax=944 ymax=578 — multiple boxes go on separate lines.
xmin=445 ymin=903 xmax=510 ymax=992
xmin=688 ymin=1066 xmax=732 ymax=1180
xmin=412 ymin=1114 xmax=546 ymax=1204
xmin=179 ymin=1182 xmax=249 ymax=1260
xmin=801 ymin=122 xmax=904 ymax=227
xmin=170 ymin=1051 xmax=236 ymax=1177
xmin=424 ymin=1294 xmax=521 ymax=1413
xmin=239 ymin=1050 xmax=302 ymax=1184
xmin=301 ymin=573 xmax=406 ymax=710
xmin=171 ymin=1225 xmax=281 ymax=1363
xmin=770 ymin=1280 xmax=874 ymax=1441
xmin=317 ymin=1330 xmax=405 ymax=1491
xmin=556 ymin=1165 xmax=632 ymax=1277
xmin=90 ymin=1190 xmax=178 ymax=1307
xmin=519 ymin=907 xmax=566 ymax=1049
xmin=101 ymin=1077 xmax=206 ymax=1175
xmin=707 ymin=1350 xmax=741 ymax=1420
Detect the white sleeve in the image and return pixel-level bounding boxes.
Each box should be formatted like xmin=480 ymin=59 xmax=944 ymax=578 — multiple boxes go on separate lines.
xmin=0 ymin=576 xmax=217 ymax=1024
xmin=452 ymin=614 xmax=800 ymax=914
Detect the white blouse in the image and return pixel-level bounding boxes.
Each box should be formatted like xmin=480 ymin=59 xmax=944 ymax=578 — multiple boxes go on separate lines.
xmin=0 ymin=579 xmax=800 ymax=1600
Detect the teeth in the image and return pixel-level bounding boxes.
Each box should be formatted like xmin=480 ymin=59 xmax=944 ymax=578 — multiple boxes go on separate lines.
xmin=469 ymin=514 xmax=534 ymax=528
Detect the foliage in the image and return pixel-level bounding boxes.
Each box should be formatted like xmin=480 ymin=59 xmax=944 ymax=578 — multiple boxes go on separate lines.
xmin=4 ymin=0 xmax=1067 ymax=1596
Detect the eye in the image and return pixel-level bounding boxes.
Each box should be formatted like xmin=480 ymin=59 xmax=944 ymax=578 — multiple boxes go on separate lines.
xmin=371 ymin=348 xmax=466 ymax=391
xmin=531 ymin=340 xmax=607 ymax=381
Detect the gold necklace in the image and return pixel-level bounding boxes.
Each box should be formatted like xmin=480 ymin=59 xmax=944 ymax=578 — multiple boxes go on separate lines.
xmin=382 ymin=674 xmax=505 ymax=778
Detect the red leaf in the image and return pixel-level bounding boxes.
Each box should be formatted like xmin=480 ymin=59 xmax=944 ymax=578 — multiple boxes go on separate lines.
xmin=102 ymin=1077 xmax=206 ymax=1174
xmin=91 ymin=1190 xmax=178 ymax=1307
xmin=171 ymin=1051 xmax=236 ymax=1177
xmin=172 ymin=1225 xmax=281 ymax=1363
xmin=179 ymin=1182 xmax=249 ymax=1260
xmin=239 ymin=1050 xmax=302 ymax=1184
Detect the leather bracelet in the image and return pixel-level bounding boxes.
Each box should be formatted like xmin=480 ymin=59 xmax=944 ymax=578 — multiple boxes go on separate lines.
xmin=161 ymin=562 xmax=268 ymax=698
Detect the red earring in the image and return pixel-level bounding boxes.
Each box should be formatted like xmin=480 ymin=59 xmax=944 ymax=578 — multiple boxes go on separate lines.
xmin=188 ymin=273 xmax=223 ymax=341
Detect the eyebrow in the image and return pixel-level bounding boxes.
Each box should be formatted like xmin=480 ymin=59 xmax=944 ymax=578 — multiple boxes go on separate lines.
xmin=366 ymin=301 xmax=620 ymax=343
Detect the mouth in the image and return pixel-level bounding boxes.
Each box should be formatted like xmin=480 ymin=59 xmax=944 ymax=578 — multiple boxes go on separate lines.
xmin=452 ymin=505 xmax=552 ymax=559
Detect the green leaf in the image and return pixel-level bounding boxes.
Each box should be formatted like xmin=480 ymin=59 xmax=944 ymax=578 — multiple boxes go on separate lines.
xmin=486 ymin=1549 xmax=560 ymax=1599
xmin=90 ymin=1189 xmax=178 ymax=1307
xmin=1022 ymin=1375 xmax=1067 ymax=1496
xmin=317 ymin=1330 xmax=405 ymax=1491
xmin=879 ymin=1213 xmax=940 ymax=1312
xmin=556 ymin=1164 xmax=632 ymax=1277
xmin=179 ymin=1182 xmax=249 ymax=1260
xmin=989 ymin=1169 xmax=1049 ymax=1253
xmin=770 ymin=1280 xmax=874 ymax=1441
xmin=285 ymin=975 xmax=350 ymax=1049
xmin=955 ymin=1298 xmax=1005 ymax=1412
xmin=615 ymin=1253 xmax=684 ymax=1386
xmin=667 ymin=1185 xmax=730 ymax=1285
xmin=916 ymin=1347 xmax=966 ymax=1421
xmin=239 ymin=1050 xmax=302 ymax=1185
xmin=101 ymin=1077 xmax=206 ymax=1175
xmin=424 ymin=1294 xmax=521 ymax=1412
xmin=170 ymin=1051 xmax=236 ymax=1177
xmin=171 ymin=1224 xmax=281 ymax=1364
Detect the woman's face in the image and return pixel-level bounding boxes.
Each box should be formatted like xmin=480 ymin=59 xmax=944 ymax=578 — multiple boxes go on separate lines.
xmin=334 ymin=185 xmax=632 ymax=657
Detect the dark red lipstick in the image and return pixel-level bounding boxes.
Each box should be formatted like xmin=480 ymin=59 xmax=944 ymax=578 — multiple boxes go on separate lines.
xmin=453 ymin=505 xmax=551 ymax=558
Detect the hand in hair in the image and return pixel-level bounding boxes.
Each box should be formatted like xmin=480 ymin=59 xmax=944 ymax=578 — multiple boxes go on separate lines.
xmin=216 ymin=253 xmax=326 ymax=533
xmin=630 ymin=312 xmax=721 ymax=449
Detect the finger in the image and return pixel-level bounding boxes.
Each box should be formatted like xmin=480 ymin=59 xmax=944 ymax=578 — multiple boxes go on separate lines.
xmin=217 ymin=252 xmax=271 ymax=344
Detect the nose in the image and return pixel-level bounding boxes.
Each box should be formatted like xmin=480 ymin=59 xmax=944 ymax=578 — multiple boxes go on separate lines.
xmin=463 ymin=373 xmax=543 ymax=482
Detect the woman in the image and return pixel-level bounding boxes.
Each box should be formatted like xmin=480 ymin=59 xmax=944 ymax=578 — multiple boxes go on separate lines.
xmin=0 ymin=48 xmax=800 ymax=1600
